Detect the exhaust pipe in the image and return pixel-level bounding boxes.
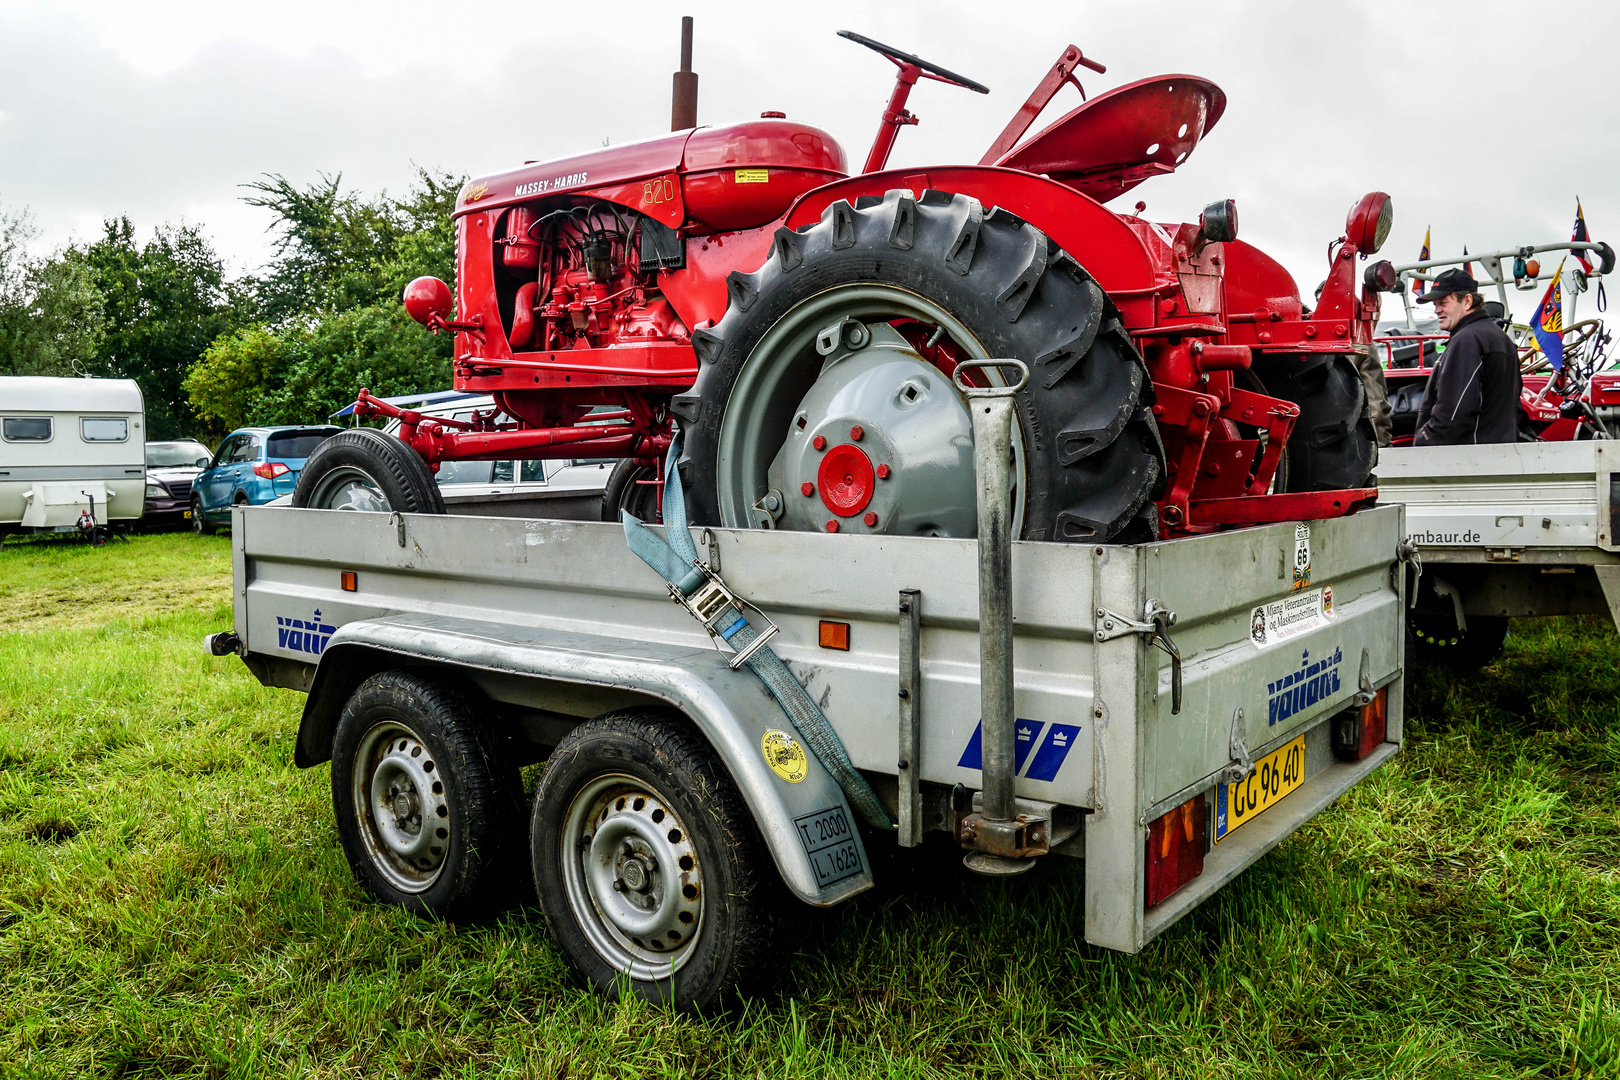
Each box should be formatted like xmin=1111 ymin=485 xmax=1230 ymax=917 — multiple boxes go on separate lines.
xmin=672 ymin=16 xmax=698 ymax=131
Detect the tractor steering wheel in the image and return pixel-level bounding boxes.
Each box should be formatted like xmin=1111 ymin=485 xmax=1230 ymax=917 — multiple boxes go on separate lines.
xmin=837 ymin=30 xmax=990 ymax=94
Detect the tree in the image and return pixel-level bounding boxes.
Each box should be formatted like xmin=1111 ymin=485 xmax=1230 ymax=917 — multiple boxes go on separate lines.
xmin=0 ymin=200 xmax=107 ymax=378
xmin=70 ymin=218 xmax=241 ymax=439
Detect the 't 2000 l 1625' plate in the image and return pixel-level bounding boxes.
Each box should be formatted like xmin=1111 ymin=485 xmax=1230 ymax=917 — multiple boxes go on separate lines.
xmin=1215 ymin=734 xmax=1306 ymax=842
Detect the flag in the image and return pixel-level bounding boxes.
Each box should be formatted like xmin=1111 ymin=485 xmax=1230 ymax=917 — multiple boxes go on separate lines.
xmin=1572 ymin=199 xmax=1593 ymax=273
xmin=1415 ymin=226 xmax=1431 ymax=296
xmin=1531 ymin=257 xmax=1567 ymax=370
xmin=1462 ymin=245 xmax=1472 ymax=278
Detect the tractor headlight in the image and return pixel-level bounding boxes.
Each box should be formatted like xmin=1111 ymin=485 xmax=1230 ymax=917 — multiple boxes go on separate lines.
xmin=1347 ymin=192 xmax=1393 ymax=255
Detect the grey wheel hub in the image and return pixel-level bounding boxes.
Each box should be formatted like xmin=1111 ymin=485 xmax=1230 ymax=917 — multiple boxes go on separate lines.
xmin=562 ymin=776 xmax=704 ymax=980
xmin=766 ymin=322 xmax=978 ymax=536
xmin=311 ymin=465 xmax=390 ymax=512
xmin=353 ymin=722 xmax=451 ymax=893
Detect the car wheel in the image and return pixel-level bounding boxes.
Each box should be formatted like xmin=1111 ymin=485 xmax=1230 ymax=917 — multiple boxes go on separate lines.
xmin=191 ymin=495 xmax=215 ymax=535
xmin=330 ymin=671 xmax=526 ymax=921
xmin=531 ymin=710 xmax=781 ymax=1009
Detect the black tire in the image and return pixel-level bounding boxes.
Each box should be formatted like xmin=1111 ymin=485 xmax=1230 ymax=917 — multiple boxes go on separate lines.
xmin=671 ymin=190 xmax=1164 ymax=543
xmin=1252 ymin=352 xmax=1378 ymax=491
xmin=1409 ymin=612 xmax=1509 ymax=673
xmin=330 ymin=671 xmax=524 ymax=921
xmin=191 ymin=495 xmax=215 ymax=535
xmin=292 ymin=428 xmax=446 ymax=514
xmin=531 ymin=711 xmax=780 ymax=1010
xmin=601 ymin=460 xmax=661 ymax=523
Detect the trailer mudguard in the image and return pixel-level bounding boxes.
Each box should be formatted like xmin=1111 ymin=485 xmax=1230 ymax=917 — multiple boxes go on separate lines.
xmin=292 ymin=611 xmax=874 ymax=907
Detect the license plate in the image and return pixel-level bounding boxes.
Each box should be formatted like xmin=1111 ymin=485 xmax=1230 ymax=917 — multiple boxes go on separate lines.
xmin=183 ymin=510 xmax=192 ymax=518
xmin=1215 ymin=734 xmax=1306 ymax=842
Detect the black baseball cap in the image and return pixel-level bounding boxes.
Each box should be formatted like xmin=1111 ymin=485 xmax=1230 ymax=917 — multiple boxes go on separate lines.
xmin=1417 ymin=268 xmax=1478 ymax=302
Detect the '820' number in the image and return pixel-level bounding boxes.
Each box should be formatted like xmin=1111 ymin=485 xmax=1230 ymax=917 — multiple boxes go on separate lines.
xmin=642 ymin=177 xmax=676 ymax=206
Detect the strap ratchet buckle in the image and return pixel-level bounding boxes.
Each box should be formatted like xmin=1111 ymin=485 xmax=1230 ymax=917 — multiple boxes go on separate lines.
xmin=669 ymin=561 xmax=782 ymax=670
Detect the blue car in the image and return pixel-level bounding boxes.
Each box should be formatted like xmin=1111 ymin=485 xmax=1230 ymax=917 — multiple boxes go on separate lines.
xmin=192 ymin=426 xmax=342 ymax=534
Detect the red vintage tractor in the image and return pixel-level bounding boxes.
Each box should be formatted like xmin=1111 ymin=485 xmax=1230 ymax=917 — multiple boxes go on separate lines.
xmin=298 ymin=26 xmax=1390 ymax=543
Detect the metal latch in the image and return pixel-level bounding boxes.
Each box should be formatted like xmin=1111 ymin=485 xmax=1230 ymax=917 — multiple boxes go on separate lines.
xmin=1222 ymin=707 xmax=1253 ymax=785
xmin=1397 ymin=537 xmax=1422 ymax=607
xmin=669 ymin=561 xmax=781 ymax=670
xmin=1095 ymin=599 xmax=1182 ymax=714
xmin=1484 ymin=547 xmax=1522 ymax=563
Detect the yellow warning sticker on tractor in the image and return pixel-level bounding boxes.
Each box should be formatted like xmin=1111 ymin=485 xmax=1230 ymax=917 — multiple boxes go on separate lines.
xmin=734 ymin=168 xmax=769 ymax=184
xmin=761 ymin=730 xmax=807 ymax=782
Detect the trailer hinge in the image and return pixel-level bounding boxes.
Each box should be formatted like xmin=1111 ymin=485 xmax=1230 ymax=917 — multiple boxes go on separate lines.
xmin=1221 ymin=707 xmax=1253 ymax=785
xmin=1094 ymin=599 xmax=1182 ymax=714
xmin=669 ymin=561 xmax=781 ymax=670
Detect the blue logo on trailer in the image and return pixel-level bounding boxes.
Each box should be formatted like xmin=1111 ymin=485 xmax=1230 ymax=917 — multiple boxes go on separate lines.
xmin=277 ymin=609 xmax=336 ymax=656
xmin=956 ymin=720 xmax=1081 ymax=782
xmin=1266 ymin=646 xmax=1342 ymax=726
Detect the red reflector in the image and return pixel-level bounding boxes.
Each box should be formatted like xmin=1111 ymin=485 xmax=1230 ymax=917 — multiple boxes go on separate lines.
xmin=818 ymin=621 xmax=850 ymax=650
xmin=1332 ymin=685 xmax=1388 ymax=762
xmin=340 ymin=570 xmax=357 ymax=592
xmin=1145 ymin=793 xmax=1207 ymax=909
xmin=253 ymin=461 xmax=291 ymax=479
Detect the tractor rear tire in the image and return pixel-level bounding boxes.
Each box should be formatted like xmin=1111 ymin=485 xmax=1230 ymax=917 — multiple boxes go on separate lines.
xmin=671 ymin=190 xmax=1164 ymax=544
xmin=293 ymin=428 xmax=446 ymax=514
xmin=1252 ymin=353 xmax=1378 ymax=492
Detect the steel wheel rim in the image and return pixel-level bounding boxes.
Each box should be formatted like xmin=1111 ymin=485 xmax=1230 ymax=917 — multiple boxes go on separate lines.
xmin=715 ymin=284 xmax=1026 ymax=536
xmin=352 ymin=720 xmax=451 ymax=893
xmin=309 ymin=465 xmax=391 ymax=512
xmin=560 ymin=773 xmax=705 ymax=981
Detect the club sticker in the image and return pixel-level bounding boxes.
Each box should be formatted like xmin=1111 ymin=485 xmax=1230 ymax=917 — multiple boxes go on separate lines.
xmin=1250 ymin=586 xmax=1333 ymax=649
xmin=761 ymin=729 xmax=807 ymax=783
xmin=1292 ymin=522 xmax=1312 ymax=590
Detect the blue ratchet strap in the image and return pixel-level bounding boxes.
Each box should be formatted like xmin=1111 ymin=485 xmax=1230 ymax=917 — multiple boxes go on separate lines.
xmin=621 ymin=432 xmax=894 ymax=830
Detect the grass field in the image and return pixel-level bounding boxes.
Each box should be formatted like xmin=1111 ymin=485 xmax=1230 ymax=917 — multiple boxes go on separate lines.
xmin=1 ymin=532 xmax=1617 ymax=1079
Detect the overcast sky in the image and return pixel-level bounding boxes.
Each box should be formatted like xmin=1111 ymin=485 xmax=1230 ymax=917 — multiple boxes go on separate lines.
xmin=2 ymin=0 xmax=1616 ymax=324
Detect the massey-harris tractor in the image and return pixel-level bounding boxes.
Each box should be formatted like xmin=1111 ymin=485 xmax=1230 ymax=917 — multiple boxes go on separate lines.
xmin=296 ymin=28 xmax=1391 ymax=543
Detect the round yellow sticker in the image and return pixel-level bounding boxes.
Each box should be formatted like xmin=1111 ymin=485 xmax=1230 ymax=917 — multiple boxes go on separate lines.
xmin=760 ymin=730 xmax=807 ymax=783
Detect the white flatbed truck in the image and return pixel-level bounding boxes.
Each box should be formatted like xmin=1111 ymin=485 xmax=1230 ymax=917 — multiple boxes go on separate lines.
xmin=1379 ymin=441 xmax=1620 ymax=668
xmin=214 ymin=487 xmax=1407 ymax=1006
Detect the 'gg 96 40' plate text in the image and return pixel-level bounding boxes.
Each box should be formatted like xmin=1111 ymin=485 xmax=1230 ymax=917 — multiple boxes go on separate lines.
xmin=1215 ymin=735 xmax=1306 ymax=842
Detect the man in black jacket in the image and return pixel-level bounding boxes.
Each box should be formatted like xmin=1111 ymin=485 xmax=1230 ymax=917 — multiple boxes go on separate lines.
xmin=1413 ymin=268 xmax=1522 ymax=445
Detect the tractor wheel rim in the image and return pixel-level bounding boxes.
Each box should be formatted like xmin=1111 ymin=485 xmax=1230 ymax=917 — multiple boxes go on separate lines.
xmin=561 ymin=774 xmax=704 ymax=981
xmin=715 ymin=284 xmax=1025 ymax=537
xmin=352 ymin=721 xmax=451 ymax=893
xmin=310 ymin=466 xmax=391 ymax=512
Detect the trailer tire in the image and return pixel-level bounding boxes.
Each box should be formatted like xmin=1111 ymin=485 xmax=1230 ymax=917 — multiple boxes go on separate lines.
xmin=1409 ymin=612 xmax=1509 ymax=673
xmin=601 ymin=460 xmax=660 ymax=523
xmin=1252 ymin=353 xmax=1378 ymax=492
xmin=531 ymin=711 xmax=779 ymax=1010
xmin=672 ymin=190 xmax=1164 ymax=543
xmin=292 ymin=428 xmax=446 ymax=514
xmin=330 ymin=671 xmax=524 ymax=921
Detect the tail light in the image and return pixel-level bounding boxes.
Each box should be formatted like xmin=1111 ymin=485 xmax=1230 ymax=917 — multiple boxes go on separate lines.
xmin=253 ymin=462 xmax=291 ymax=479
xmin=1145 ymin=793 xmax=1206 ymax=909
xmin=1332 ymin=685 xmax=1388 ymax=762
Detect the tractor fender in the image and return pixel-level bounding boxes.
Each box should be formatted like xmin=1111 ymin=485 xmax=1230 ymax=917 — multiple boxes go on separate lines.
xmin=290 ymin=612 xmax=875 ymax=907
xmin=783 ymin=165 xmax=1161 ymax=300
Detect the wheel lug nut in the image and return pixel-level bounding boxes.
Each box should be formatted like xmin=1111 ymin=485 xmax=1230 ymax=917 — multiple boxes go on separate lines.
xmin=864 ymin=512 xmax=878 ymax=527
xmin=621 ymin=842 xmax=634 ymax=857
xmin=825 ymin=520 xmax=839 ymax=533
xmin=801 ymin=482 xmax=814 ymax=497
xmin=850 ymin=425 xmax=864 ymax=441
xmin=812 ymin=435 xmax=827 ymax=451
xmin=876 ymin=464 xmax=891 ymax=479
xmin=612 ymin=879 xmax=626 ymax=892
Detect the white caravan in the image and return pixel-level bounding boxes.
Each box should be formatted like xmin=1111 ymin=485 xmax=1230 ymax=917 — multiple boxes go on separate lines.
xmin=0 ymin=376 xmax=146 ymax=538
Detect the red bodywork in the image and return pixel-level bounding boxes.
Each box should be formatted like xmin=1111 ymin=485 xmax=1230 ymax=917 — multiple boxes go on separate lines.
xmin=372 ymin=48 xmax=1384 ymax=533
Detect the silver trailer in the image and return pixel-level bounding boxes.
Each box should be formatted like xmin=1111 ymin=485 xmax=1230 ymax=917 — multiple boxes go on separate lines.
xmin=217 ymin=490 xmax=1407 ymax=1006
xmin=1380 ymin=441 xmax=1620 ymax=668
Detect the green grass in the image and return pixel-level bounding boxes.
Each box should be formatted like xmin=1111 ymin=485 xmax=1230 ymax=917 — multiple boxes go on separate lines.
xmin=1 ymin=533 xmax=1617 ymax=1078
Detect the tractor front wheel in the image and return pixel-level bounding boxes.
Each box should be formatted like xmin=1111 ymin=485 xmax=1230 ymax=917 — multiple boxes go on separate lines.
xmin=672 ymin=190 xmax=1164 ymax=543
xmin=292 ymin=429 xmax=446 ymax=514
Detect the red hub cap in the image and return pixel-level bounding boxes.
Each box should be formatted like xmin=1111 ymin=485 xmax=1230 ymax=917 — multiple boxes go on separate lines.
xmin=817 ymin=443 xmax=876 ymax=517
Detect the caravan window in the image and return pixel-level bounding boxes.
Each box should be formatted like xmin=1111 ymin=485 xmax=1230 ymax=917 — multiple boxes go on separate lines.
xmin=2 ymin=417 xmax=52 ymax=442
xmin=81 ymin=417 xmax=129 ymax=442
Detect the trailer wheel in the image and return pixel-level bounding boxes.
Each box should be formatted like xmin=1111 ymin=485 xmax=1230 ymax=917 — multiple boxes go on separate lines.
xmin=601 ymin=460 xmax=660 ymax=523
xmin=672 ymin=190 xmax=1164 ymax=543
xmin=531 ymin=711 xmax=778 ymax=1009
xmin=190 ymin=495 xmax=215 ymax=535
xmin=292 ymin=428 xmax=446 ymax=514
xmin=330 ymin=671 xmax=523 ymax=920
xmin=1252 ymin=353 xmax=1378 ymax=491
xmin=1409 ymin=613 xmax=1509 ymax=673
